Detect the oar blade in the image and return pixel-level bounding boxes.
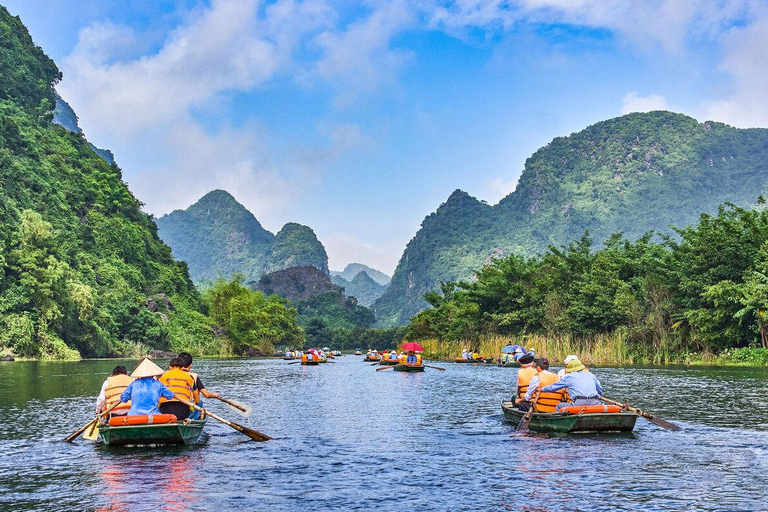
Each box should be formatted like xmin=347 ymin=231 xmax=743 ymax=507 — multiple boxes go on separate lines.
xmin=516 ymin=416 xmax=531 ymax=432
xmin=232 ymin=421 xmax=272 ymax=442
xmin=224 ymin=400 xmax=253 ymax=419
xmin=82 ymin=423 xmax=100 ymax=441
xmin=375 ymin=367 xmax=393 ymax=371
xmin=645 ymin=414 xmax=682 ymax=431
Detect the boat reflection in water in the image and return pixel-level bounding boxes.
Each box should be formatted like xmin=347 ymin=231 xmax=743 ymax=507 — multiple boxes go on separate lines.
xmin=96 ymin=454 xmax=200 ymax=512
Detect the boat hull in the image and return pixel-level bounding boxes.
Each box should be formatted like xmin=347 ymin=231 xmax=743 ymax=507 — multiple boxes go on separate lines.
xmin=497 ymin=362 xmax=521 ymax=368
xmin=379 ymin=359 xmax=399 ymax=365
xmin=394 ymin=364 xmax=425 ymax=372
xmin=301 ymin=360 xmax=320 ymax=365
xmin=99 ymin=420 xmax=207 ymax=447
xmin=501 ymin=401 xmax=636 ymax=433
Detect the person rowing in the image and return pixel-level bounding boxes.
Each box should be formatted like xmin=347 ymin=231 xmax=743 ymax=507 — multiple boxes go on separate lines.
xmin=520 ymin=358 xmax=567 ymax=412
xmin=514 ymin=353 xmax=537 ymax=407
xmin=159 ymin=357 xmax=198 ymax=420
xmin=95 ymin=365 xmax=133 ymax=418
xmin=178 ymin=352 xmax=220 ymax=420
xmin=541 ymin=359 xmax=603 ymax=411
xmin=119 ymin=358 xmax=174 ymax=416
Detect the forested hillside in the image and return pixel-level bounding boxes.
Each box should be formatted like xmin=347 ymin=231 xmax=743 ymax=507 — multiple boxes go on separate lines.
xmin=0 ymin=7 xmax=303 ymax=358
xmin=407 ymin=201 xmax=768 ymax=363
xmin=156 ymin=190 xmax=329 ymax=283
xmin=375 ymin=112 xmax=768 ymax=326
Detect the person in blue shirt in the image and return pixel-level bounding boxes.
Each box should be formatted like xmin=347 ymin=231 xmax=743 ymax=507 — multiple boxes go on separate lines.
xmin=541 ymin=359 xmax=603 ymax=411
xmin=406 ymin=350 xmax=418 ymax=364
xmin=120 ymin=358 xmax=174 ymax=416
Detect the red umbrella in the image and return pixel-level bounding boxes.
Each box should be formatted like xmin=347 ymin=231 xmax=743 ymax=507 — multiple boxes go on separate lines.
xmin=401 ymin=342 xmax=424 ymax=352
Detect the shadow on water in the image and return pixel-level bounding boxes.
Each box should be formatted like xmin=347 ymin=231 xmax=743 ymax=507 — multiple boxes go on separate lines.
xmin=1 ymin=357 xmax=767 ymax=511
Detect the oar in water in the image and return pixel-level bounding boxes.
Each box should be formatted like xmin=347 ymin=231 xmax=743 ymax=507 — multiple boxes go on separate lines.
xmin=215 ymin=395 xmax=253 ymax=418
xmin=175 ymin=397 xmax=272 ymax=442
xmin=602 ymin=397 xmax=681 ymax=431
xmin=64 ymin=402 xmax=121 ymax=443
xmin=376 ymin=366 xmax=394 ymax=371
xmin=287 ymin=361 xmax=302 ymax=365
xmin=516 ymin=392 xmax=540 ymax=432
xmin=424 ymin=365 xmax=446 ymax=371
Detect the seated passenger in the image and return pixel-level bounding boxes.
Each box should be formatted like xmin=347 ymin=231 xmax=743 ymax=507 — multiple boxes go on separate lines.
xmin=521 ymin=358 xmax=566 ymax=412
xmin=406 ymin=350 xmax=418 ymax=364
xmin=542 ymin=359 xmax=603 ymax=410
xmin=96 ymin=365 xmax=134 ymax=417
xmin=159 ymin=357 xmax=199 ymax=420
xmin=120 ymin=358 xmax=174 ymax=416
xmin=389 ymin=350 xmax=398 ymax=360
xmin=514 ymin=354 xmax=537 ymax=407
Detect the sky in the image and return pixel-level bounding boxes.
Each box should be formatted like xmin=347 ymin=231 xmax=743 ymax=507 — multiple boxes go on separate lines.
xmin=4 ymin=0 xmax=768 ymax=275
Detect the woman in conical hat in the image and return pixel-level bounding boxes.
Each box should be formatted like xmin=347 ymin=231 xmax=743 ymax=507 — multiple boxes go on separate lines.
xmin=119 ymin=358 xmax=175 ymax=416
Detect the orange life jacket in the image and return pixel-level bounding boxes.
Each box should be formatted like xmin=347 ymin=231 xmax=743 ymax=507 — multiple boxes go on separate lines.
xmin=159 ymin=368 xmax=196 ymax=404
xmin=532 ymin=371 xmax=567 ymax=413
xmin=516 ymin=366 xmax=538 ymax=400
xmin=104 ymin=374 xmax=134 ymax=412
xmin=302 ymin=354 xmax=308 ymax=362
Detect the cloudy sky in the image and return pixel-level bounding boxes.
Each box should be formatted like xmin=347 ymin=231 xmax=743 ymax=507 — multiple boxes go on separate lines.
xmin=5 ymin=0 xmax=768 ymax=274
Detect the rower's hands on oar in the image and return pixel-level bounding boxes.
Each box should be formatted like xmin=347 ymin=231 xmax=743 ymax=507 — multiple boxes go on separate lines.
xmin=64 ymin=401 xmax=121 ymax=442
xmin=602 ymin=397 xmax=681 ymax=431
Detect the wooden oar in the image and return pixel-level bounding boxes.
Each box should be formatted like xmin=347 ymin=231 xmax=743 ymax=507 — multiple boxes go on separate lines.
xmin=287 ymin=361 xmax=302 ymax=364
xmin=64 ymin=402 xmax=121 ymax=442
xmin=175 ymin=397 xmax=272 ymax=442
xmin=516 ymin=392 xmax=540 ymax=432
xmin=424 ymin=365 xmax=446 ymax=371
xmin=376 ymin=366 xmax=394 ymax=371
xmin=602 ymin=397 xmax=681 ymax=431
xmin=215 ymin=395 xmax=253 ymax=418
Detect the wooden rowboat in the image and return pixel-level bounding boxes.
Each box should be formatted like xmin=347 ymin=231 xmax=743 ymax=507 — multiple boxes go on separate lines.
xmin=393 ymin=364 xmax=425 ymax=372
xmin=301 ymin=360 xmax=320 ymax=366
xmin=99 ymin=419 xmax=207 ymax=447
xmin=501 ymin=401 xmax=636 ymax=433
xmin=364 ymin=356 xmax=381 ymax=362
xmin=455 ymin=358 xmax=480 ymax=363
xmin=497 ymin=361 xmax=521 ymax=368
xmin=379 ymin=359 xmax=399 ymax=365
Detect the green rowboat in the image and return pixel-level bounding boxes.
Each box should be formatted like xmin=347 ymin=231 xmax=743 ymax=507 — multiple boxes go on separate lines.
xmin=393 ymin=364 xmax=425 ymax=372
xmin=501 ymin=401 xmax=637 ymax=433
xmin=379 ymin=359 xmax=399 ymax=365
xmin=99 ymin=419 xmax=207 ymax=447
xmin=497 ymin=361 xmax=521 ymax=368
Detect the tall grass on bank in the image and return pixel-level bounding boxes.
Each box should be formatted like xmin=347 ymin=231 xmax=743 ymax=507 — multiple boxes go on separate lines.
xmin=419 ymin=329 xmax=696 ymax=365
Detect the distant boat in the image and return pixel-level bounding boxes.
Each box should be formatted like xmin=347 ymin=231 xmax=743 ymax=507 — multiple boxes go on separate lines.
xmin=393 ymin=364 xmax=424 ymax=372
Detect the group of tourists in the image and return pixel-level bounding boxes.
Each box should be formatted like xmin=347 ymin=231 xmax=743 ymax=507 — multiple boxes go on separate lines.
xmin=95 ymin=352 xmax=219 ymax=420
xmin=513 ymin=352 xmax=603 ymax=412
xmin=460 ymin=349 xmax=486 ymax=360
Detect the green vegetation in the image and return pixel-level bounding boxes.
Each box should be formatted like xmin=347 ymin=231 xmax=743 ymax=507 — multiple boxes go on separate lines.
xmin=0 ymin=7 xmax=304 ymax=359
xmin=406 ymin=201 xmax=768 ymax=364
xmin=204 ymin=277 xmax=303 ymax=356
xmin=156 ymin=190 xmax=329 ymax=283
xmin=375 ymin=112 xmax=768 ymax=326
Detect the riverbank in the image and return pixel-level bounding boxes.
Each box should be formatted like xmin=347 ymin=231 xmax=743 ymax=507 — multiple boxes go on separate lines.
xmin=418 ymin=335 xmax=768 ymax=366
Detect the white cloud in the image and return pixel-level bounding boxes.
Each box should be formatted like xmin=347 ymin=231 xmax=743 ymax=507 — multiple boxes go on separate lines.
xmin=313 ymin=0 xmax=415 ymax=106
xmin=621 ymin=91 xmax=670 ymax=115
xmin=704 ymin=14 xmax=768 ymax=127
xmin=59 ymin=0 xmax=278 ymax=139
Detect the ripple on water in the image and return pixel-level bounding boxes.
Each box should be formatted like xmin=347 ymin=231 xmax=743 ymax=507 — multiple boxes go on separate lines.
xmin=1 ymin=359 xmax=767 ymax=511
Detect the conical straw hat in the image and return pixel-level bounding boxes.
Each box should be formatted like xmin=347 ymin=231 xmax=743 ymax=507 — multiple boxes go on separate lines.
xmin=131 ymin=357 xmax=164 ymax=378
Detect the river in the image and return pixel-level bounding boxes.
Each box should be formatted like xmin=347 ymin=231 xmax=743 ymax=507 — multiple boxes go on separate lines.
xmin=1 ymin=357 xmax=767 ymax=511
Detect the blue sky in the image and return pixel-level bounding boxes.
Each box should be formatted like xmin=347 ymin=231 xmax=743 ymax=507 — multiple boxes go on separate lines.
xmin=4 ymin=0 xmax=768 ymax=274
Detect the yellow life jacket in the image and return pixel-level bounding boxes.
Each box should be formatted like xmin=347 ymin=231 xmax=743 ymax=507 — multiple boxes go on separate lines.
xmin=416 ymin=354 xmax=422 ymax=365
xmin=516 ymin=367 xmax=538 ymax=400
xmin=104 ymin=374 xmax=134 ymax=412
xmin=159 ymin=368 xmax=195 ymax=403
xmin=532 ymin=371 xmax=567 ymax=413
